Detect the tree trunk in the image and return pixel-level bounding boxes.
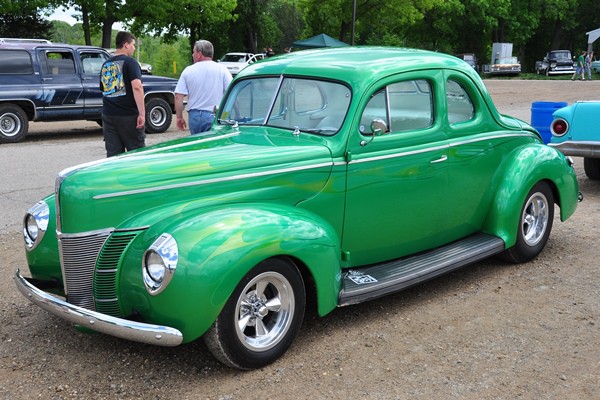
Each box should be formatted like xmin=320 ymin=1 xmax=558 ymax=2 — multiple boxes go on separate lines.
xmin=81 ymin=4 xmax=92 ymax=46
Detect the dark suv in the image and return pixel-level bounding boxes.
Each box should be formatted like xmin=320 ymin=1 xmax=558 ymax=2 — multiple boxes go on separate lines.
xmin=0 ymin=39 xmax=178 ymax=143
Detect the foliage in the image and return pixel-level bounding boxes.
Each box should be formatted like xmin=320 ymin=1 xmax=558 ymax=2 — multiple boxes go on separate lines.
xmin=0 ymin=12 xmax=53 ymax=39
xmin=6 ymin=0 xmax=600 ymax=75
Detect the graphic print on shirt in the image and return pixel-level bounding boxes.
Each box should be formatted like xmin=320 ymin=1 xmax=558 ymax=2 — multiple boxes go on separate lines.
xmin=101 ymin=60 xmax=126 ymax=97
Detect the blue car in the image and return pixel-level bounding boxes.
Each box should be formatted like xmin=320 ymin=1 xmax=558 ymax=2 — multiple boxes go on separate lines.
xmin=549 ymin=101 xmax=600 ymax=179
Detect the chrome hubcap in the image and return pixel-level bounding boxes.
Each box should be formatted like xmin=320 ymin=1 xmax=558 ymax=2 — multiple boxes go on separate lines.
xmin=149 ymin=106 xmax=167 ymax=126
xmin=0 ymin=113 xmax=21 ymax=137
xmin=235 ymin=271 xmax=294 ymax=352
xmin=521 ymin=191 xmax=549 ymax=246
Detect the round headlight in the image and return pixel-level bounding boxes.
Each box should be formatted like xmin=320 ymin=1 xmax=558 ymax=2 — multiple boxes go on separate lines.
xmin=25 ymin=215 xmax=39 ymax=241
xmin=23 ymin=201 xmax=50 ymax=250
xmin=142 ymin=233 xmax=178 ymax=295
xmin=145 ymin=251 xmax=166 ymax=283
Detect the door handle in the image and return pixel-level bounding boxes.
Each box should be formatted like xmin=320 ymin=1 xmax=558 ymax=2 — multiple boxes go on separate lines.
xmin=430 ymin=155 xmax=448 ymax=164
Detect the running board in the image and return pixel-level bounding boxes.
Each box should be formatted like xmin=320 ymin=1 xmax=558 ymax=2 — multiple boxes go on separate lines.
xmin=339 ymin=233 xmax=505 ymax=306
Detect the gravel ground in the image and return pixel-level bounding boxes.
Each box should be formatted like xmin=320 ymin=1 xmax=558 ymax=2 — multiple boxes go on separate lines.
xmin=0 ymin=80 xmax=599 ymax=399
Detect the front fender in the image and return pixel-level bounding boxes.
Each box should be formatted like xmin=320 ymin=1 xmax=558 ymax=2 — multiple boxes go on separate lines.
xmin=483 ymin=144 xmax=578 ymax=248
xmin=119 ymin=203 xmax=341 ymax=343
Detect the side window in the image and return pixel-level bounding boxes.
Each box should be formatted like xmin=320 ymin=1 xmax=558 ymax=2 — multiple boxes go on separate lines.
xmin=446 ymin=80 xmax=474 ymax=124
xmin=42 ymin=51 xmax=76 ymax=75
xmin=0 ymin=50 xmax=33 ymax=74
xmin=388 ymin=80 xmax=433 ymax=132
xmin=80 ymin=52 xmax=108 ymax=75
xmin=359 ymin=79 xmax=433 ymax=135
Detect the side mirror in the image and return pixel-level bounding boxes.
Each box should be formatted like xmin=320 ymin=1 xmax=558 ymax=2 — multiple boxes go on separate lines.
xmin=371 ymin=118 xmax=388 ymax=136
xmin=361 ymin=118 xmax=388 ymax=146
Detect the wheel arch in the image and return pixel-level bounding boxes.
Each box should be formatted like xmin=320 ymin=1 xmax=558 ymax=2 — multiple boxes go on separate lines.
xmin=0 ymin=99 xmax=36 ymax=120
xmin=120 ymin=203 xmax=342 ymax=343
xmin=483 ymin=144 xmax=578 ymax=248
xmin=144 ymin=91 xmax=175 ymax=114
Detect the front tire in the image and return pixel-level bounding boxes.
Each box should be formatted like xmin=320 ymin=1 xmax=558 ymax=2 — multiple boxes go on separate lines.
xmin=501 ymin=182 xmax=554 ymax=263
xmin=0 ymin=104 xmax=29 ymax=143
xmin=583 ymin=158 xmax=600 ymax=180
xmin=145 ymin=97 xmax=172 ymax=134
xmin=204 ymin=258 xmax=306 ymax=370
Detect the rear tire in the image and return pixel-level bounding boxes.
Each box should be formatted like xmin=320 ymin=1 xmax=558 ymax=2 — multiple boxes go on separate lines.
xmin=0 ymin=104 xmax=29 ymax=143
xmin=145 ymin=98 xmax=172 ymax=134
xmin=500 ymin=182 xmax=554 ymax=263
xmin=204 ymin=257 xmax=305 ymax=370
xmin=583 ymin=158 xmax=600 ymax=180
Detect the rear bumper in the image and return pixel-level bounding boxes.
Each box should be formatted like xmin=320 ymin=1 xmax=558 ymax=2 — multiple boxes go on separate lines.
xmin=548 ymin=141 xmax=600 ymax=158
xmin=14 ymin=269 xmax=183 ymax=347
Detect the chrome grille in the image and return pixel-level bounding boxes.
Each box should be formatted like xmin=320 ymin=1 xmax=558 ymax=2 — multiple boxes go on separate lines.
xmin=59 ymin=230 xmax=112 ymax=310
xmin=94 ymin=232 xmax=140 ymax=316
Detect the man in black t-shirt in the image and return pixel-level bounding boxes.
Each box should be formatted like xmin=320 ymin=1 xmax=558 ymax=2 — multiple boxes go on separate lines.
xmin=100 ymin=31 xmax=146 ymax=157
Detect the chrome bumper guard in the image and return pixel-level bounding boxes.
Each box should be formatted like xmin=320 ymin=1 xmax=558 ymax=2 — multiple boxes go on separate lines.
xmin=15 ymin=269 xmax=183 ymax=347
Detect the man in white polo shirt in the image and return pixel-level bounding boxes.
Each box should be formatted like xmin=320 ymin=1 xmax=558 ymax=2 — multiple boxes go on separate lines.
xmin=175 ymin=40 xmax=232 ymax=134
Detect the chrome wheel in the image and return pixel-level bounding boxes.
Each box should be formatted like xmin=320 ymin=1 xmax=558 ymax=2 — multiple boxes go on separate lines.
xmin=521 ymin=190 xmax=550 ymax=246
xmin=204 ymin=258 xmax=305 ymax=369
xmin=234 ymin=271 xmax=295 ymax=352
xmin=500 ymin=182 xmax=554 ymax=264
xmin=0 ymin=112 xmax=21 ymax=137
xmin=0 ymin=104 xmax=28 ymax=143
xmin=149 ymin=104 xmax=167 ymax=126
xmin=144 ymin=98 xmax=172 ymax=133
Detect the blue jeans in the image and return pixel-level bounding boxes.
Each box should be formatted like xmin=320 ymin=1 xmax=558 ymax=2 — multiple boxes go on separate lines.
xmin=188 ymin=110 xmax=215 ymax=135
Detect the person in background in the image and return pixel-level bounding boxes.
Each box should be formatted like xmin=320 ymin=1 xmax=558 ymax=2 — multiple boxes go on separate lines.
xmin=100 ymin=31 xmax=145 ymax=157
xmin=572 ymin=50 xmax=586 ymax=81
xmin=175 ymin=39 xmax=232 ymax=135
xmin=585 ymin=51 xmax=594 ymax=81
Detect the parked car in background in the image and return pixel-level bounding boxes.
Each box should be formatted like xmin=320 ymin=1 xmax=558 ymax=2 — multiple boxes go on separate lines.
xmin=591 ymin=60 xmax=600 ymax=73
xmin=482 ymin=43 xmax=521 ymax=76
xmin=535 ymin=50 xmax=575 ymax=75
xmin=455 ymin=53 xmax=479 ymax=71
xmin=218 ymin=52 xmax=265 ymax=76
xmin=16 ymin=47 xmax=580 ymax=370
xmin=108 ymin=48 xmax=152 ymax=74
xmin=550 ymin=101 xmax=600 ymax=179
xmin=0 ymin=40 xmax=177 ymax=143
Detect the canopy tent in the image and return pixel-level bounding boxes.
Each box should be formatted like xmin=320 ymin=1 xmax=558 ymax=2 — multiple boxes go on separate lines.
xmin=587 ymin=28 xmax=600 ymax=51
xmin=292 ymin=33 xmax=349 ymax=49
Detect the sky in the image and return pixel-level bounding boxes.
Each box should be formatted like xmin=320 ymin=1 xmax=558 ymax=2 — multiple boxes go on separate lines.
xmin=48 ymin=7 xmax=78 ymax=25
xmin=48 ymin=6 xmax=124 ymax=30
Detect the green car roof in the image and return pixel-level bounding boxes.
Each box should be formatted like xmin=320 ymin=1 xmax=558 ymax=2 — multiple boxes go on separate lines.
xmin=238 ymin=46 xmax=477 ymax=83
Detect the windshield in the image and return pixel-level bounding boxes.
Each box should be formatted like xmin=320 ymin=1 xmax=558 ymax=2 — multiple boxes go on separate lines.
xmin=218 ymin=76 xmax=352 ymax=136
xmin=497 ymin=57 xmax=518 ymax=64
xmin=221 ymin=54 xmax=248 ymax=62
xmin=549 ymin=51 xmax=571 ymax=60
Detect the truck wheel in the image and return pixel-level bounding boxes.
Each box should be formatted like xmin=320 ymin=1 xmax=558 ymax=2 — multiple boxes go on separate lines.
xmin=145 ymin=98 xmax=172 ymax=134
xmin=583 ymin=158 xmax=600 ymax=180
xmin=204 ymin=257 xmax=306 ymax=369
xmin=500 ymin=182 xmax=554 ymax=264
xmin=0 ymin=104 xmax=29 ymax=143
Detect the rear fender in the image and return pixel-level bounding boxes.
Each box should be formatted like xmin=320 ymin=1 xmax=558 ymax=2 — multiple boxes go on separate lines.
xmin=483 ymin=144 xmax=578 ymax=248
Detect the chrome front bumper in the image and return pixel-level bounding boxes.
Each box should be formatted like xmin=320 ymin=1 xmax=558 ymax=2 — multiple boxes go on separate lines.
xmin=15 ymin=269 xmax=183 ymax=347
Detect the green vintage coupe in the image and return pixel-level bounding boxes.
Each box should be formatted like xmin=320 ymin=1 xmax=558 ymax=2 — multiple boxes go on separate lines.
xmin=16 ymin=47 xmax=580 ymax=369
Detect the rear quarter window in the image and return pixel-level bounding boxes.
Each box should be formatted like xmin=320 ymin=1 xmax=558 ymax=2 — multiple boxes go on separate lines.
xmin=0 ymin=50 xmax=34 ymax=74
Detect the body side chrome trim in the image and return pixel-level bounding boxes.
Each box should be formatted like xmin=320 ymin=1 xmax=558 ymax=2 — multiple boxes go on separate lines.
xmin=15 ymin=269 xmax=183 ymax=347
xmin=350 ymin=132 xmax=531 ymax=165
xmin=94 ymin=161 xmax=333 ymax=199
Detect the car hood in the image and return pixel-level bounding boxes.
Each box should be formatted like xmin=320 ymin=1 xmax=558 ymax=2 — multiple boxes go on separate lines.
xmin=57 ymin=128 xmax=334 ymax=233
